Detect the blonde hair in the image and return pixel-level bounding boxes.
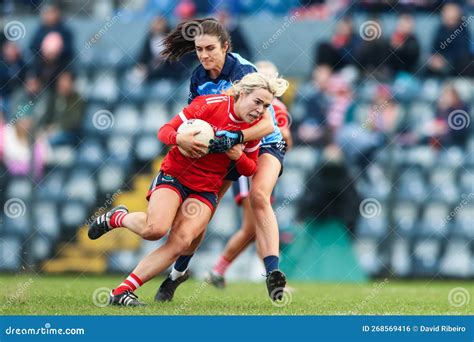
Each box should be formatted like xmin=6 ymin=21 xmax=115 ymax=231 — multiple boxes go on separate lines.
xmin=226 ymin=72 xmax=289 ymax=100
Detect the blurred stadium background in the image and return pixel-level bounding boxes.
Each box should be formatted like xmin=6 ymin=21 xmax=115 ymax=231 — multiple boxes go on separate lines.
xmin=0 ymin=0 xmax=473 ymax=286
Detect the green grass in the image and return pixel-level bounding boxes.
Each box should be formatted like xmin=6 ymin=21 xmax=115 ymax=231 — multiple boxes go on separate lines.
xmin=0 ymin=274 xmax=472 ymax=315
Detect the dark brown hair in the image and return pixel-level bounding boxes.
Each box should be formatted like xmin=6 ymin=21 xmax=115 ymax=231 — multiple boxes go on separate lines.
xmin=161 ymin=18 xmax=232 ymax=61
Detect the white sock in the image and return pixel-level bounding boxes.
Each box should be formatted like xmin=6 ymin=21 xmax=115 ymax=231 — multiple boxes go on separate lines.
xmin=170 ymin=267 xmax=187 ymax=281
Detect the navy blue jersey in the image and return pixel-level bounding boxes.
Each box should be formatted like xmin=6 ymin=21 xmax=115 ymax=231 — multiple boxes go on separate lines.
xmin=188 ymin=53 xmax=282 ymax=144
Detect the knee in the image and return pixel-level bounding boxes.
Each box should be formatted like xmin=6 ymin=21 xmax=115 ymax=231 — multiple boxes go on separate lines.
xmin=142 ymin=222 xmax=168 ymax=241
xmin=250 ymin=188 xmax=269 ymax=210
xmin=167 ymin=233 xmax=194 ymax=255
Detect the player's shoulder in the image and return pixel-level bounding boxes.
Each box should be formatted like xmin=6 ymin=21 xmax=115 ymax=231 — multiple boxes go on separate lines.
xmin=229 ymin=53 xmax=257 ymax=80
xmin=191 ymin=94 xmax=230 ymax=110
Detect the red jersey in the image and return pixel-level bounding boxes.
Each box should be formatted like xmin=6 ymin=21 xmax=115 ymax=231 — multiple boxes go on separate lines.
xmin=158 ymin=95 xmax=260 ymax=193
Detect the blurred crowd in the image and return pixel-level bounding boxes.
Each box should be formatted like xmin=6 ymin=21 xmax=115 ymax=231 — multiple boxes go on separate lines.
xmin=0 ymin=0 xmax=472 ymax=218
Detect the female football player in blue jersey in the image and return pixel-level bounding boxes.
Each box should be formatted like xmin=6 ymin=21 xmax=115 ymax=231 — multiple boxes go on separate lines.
xmin=153 ymin=18 xmax=287 ymax=302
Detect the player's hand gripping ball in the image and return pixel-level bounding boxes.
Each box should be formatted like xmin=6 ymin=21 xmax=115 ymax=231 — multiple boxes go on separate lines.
xmin=177 ymin=119 xmax=215 ymax=158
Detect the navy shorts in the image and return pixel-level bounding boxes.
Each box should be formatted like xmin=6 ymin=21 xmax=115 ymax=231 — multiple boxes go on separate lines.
xmin=147 ymin=171 xmax=218 ymax=212
xmin=225 ymin=140 xmax=286 ymax=181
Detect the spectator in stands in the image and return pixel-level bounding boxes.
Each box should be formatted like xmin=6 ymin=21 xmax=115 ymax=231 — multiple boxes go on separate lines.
xmin=423 ymin=83 xmax=470 ymax=148
xmin=314 ymin=16 xmax=359 ymax=70
xmin=0 ymin=41 xmax=26 ymax=110
xmin=427 ymin=2 xmax=471 ymax=77
xmin=9 ymin=74 xmax=49 ymax=123
xmin=40 ymin=71 xmax=84 ymax=146
xmin=388 ymin=13 xmax=420 ymax=75
xmin=297 ymin=64 xmax=331 ymax=146
xmin=134 ymin=16 xmax=192 ymax=81
xmin=215 ymin=9 xmax=252 ymax=61
xmin=29 ymin=3 xmax=74 ymax=86
xmin=0 ymin=111 xmax=49 ymax=180
xmin=337 ymin=84 xmax=411 ymax=169
xmin=355 ymin=18 xmax=391 ymax=80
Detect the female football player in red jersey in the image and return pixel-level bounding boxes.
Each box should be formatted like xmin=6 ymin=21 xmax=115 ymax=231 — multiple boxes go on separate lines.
xmin=154 ymin=18 xmax=290 ymax=303
xmin=206 ymin=61 xmax=293 ymax=289
xmin=87 ymin=72 xmax=288 ymax=306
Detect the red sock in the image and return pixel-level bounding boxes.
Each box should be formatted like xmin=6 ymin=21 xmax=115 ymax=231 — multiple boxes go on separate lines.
xmin=213 ymin=256 xmax=231 ymax=276
xmin=113 ymin=273 xmax=143 ymax=295
xmin=109 ymin=211 xmax=127 ymax=229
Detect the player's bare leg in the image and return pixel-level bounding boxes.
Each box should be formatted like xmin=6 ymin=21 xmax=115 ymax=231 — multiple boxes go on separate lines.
xmin=88 ymin=188 xmax=180 ymax=241
xmin=110 ymin=198 xmax=212 ymax=306
xmin=250 ymin=153 xmax=286 ymax=301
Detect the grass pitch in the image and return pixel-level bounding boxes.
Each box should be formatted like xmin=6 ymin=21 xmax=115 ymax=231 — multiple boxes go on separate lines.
xmin=0 ymin=274 xmax=472 ymax=315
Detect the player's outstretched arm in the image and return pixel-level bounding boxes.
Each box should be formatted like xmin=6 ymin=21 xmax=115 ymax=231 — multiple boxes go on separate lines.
xmin=241 ymin=109 xmax=273 ymax=142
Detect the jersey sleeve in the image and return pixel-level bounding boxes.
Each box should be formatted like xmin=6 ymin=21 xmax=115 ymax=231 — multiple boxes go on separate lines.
xmin=157 ymin=97 xmax=208 ymax=145
xmin=235 ymin=140 xmax=260 ymax=176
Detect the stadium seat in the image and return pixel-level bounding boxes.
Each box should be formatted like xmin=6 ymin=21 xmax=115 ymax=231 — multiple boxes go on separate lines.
xmin=88 ymin=71 xmax=119 ymax=102
xmin=459 ymin=169 xmax=474 ymax=194
xmin=3 ymin=216 xmax=29 ymax=238
xmin=142 ymin=101 xmax=169 ymax=133
xmin=0 ymin=237 xmax=22 ymax=271
xmin=148 ymin=79 xmax=177 ymax=102
xmin=393 ymin=202 xmax=418 ymax=237
xmin=106 ymin=135 xmax=134 ymax=165
xmin=439 ymin=239 xmax=471 ymax=278
xmin=5 ymin=177 xmax=32 ymax=200
xmin=36 ymin=170 xmax=67 ymax=201
xmin=112 ymin=104 xmax=140 ymax=135
xmin=283 ymin=146 xmax=319 ymax=171
xmin=33 ymin=202 xmax=60 ymax=239
xmin=428 ymin=168 xmax=459 ymax=204
xmin=453 ymin=205 xmax=474 ymax=239
xmin=134 ymin=135 xmax=162 ymax=161
xmin=395 ymin=168 xmax=426 ymax=203
xmin=97 ymin=165 xmax=126 ymax=195
xmin=108 ymin=251 xmax=139 ymax=273
xmin=419 ymin=203 xmax=450 ymax=238
xmin=60 ymin=201 xmax=89 ymax=230
xmin=354 ymin=238 xmax=384 ymax=276
xmin=391 ymin=238 xmax=411 ymax=277
xmin=419 ymin=79 xmax=442 ymax=102
xmin=411 ymin=239 xmax=441 ymax=277
xmin=64 ymin=171 xmax=97 ymax=206
xmin=355 ymin=213 xmax=388 ymax=239
xmin=32 ymin=236 xmax=53 ymax=262
xmin=76 ymin=139 xmax=106 ymax=169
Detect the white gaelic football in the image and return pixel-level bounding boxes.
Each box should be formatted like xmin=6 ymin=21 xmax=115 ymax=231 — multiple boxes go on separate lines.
xmin=177 ymin=119 xmax=215 ymax=157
